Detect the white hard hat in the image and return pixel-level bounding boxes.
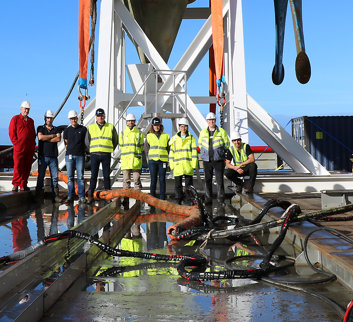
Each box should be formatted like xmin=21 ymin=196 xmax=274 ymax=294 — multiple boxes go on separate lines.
xmin=178 ymin=117 xmax=189 ymax=126
xmin=45 ymin=110 xmax=55 ymax=118
xmin=206 ymin=112 xmax=216 ymax=120
xmin=126 ymin=113 xmax=136 ymax=121
xmin=230 ymin=131 xmax=241 ymax=141
xmin=21 ymin=101 xmax=31 ymax=109
xmin=68 ymin=110 xmax=78 ymax=119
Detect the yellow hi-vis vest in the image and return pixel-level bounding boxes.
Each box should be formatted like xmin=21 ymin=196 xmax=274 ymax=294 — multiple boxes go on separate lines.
xmin=120 ymin=238 xmax=143 ymax=277
xmin=230 ymin=143 xmax=248 ymax=167
xmin=146 ymin=132 xmax=170 ymax=162
xmin=169 ymin=132 xmax=198 ymax=177
xmin=198 ymin=126 xmax=229 ymax=161
xmin=88 ymin=122 xmax=114 ymax=153
xmin=119 ymin=126 xmax=144 ymax=170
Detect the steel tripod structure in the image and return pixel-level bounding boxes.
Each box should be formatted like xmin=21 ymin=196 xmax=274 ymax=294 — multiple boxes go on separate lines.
xmin=57 ymin=0 xmax=329 ymax=178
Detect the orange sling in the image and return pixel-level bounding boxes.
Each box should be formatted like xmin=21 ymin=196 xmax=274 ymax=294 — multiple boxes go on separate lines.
xmin=210 ymin=0 xmax=225 ymax=89
xmin=78 ymin=0 xmax=91 ymax=89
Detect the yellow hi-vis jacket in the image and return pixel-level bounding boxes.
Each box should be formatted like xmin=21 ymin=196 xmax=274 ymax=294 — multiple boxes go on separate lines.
xmin=120 ymin=238 xmax=143 ymax=277
xmin=198 ymin=126 xmax=229 ymax=161
xmin=119 ymin=126 xmax=144 ymax=170
xmin=146 ymin=132 xmax=170 ymax=162
xmin=169 ymin=131 xmax=198 ymax=176
xmin=230 ymin=143 xmax=248 ymax=167
xmin=88 ymin=122 xmax=114 ymax=153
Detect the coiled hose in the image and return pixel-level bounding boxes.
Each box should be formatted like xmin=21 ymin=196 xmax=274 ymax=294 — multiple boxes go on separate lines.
xmin=172 ymin=198 xmax=290 ymax=242
xmin=177 ymin=204 xmax=301 ymax=281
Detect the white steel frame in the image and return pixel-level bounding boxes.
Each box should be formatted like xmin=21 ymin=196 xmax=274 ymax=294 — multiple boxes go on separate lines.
xmin=77 ymin=0 xmax=330 ymax=179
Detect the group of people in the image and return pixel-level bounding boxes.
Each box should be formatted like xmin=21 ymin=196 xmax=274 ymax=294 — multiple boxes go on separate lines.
xmin=168 ymin=112 xmax=258 ymax=205
xmin=9 ymin=101 xmax=257 ymax=205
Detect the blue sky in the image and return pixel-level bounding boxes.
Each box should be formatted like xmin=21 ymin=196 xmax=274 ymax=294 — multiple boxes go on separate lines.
xmin=1 ymin=0 xmax=352 ymax=145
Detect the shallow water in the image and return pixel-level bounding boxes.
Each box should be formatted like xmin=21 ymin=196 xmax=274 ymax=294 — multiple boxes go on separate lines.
xmin=1 ymin=198 xmax=352 ymax=321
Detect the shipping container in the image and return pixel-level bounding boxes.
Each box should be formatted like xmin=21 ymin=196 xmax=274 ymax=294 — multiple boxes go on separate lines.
xmin=291 ymin=116 xmax=353 ymax=172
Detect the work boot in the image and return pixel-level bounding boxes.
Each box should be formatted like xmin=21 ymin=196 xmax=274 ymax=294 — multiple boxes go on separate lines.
xmin=54 ymin=188 xmax=61 ymax=203
xmin=12 ymin=185 xmax=18 ymax=192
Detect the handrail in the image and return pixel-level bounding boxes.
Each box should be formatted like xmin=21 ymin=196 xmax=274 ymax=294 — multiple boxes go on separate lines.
xmin=114 ymin=70 xmax=155 ymax=129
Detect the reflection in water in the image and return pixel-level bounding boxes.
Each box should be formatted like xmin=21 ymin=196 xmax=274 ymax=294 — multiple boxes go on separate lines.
xmin=49 ymin=204 xmax=59 ymax=235
xmin=67 ymin=205 xmax=75 ymax=229
xmin=77 ymin=204 xmax=86 ymax=224
xmin=11 ymin=218 xmax=31 ymax=253
xmin=14 ymin=201 xmax=343 ymax=321
xmin=34 ymin=208 xmax=45 ymax=241
xmin=68 ymin=204 xmax=87 ymax=229
xmin=147 ymin=222 xmax=167 ymax=250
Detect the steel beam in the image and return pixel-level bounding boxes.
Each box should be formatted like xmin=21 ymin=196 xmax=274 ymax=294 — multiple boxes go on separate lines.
xmin=224 ymin=0 xmax=248 ymax=140
xmin=247 ymin=94 xmax=329 ymax=175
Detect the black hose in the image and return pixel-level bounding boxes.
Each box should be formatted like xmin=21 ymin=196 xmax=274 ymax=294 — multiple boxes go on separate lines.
xmin=249 ymin=199 xmax=291 ymax=225
xmin=53 ymin=73 xmax=79 ymax=120
xmin=257 ymin=226 xmax=353 ymax=287
xmin=0 ymin=230 xmax=203 ymax=266
xmin=212 ymin=215 xmax=239 ymax=227
xmin=178 ymin=205 xmax=301 ymax=281
xmin=175 ymin=227 xmax=210 ymax=241
xmin=97 ymin=261 xmax=178 ymax=277
xmin=186 ymin=185 xmax=213 ymax=228
xmin=225 ymin=254 xmax=294 ymax=271
xmin=303 ymin=227 xmax=353 ymax=281
xmin=0 ymin=241 xmax=45 ymax=265
xmin=260 ymin=204 xmax=301 ymax=270
xmin=173 ymin=199 xmax=293 ymax=244
xmin=202 ymin=203 xmax=353 ymax=240
xmin=318 ymin=216 xmax=353 ymax=222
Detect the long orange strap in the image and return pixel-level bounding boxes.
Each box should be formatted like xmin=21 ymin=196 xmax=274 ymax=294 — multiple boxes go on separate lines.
xmin=210 ymin=0 xmax=224 ymax=87
xmin=78 ymin=0 xmax=91 ymax=89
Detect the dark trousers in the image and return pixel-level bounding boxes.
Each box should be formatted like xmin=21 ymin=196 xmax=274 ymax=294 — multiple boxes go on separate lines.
xmin=149 ymin=160 xmax=167 ymax=200
xmin=174 ymin=175 xmax=193 ymax=204
xmin=225 ymin=163 xmax=258 ymax=189
xmin=88 ymin=153 xmax=111 ymax=193
xmin=204 ymin=160 xmax=225 ymax=202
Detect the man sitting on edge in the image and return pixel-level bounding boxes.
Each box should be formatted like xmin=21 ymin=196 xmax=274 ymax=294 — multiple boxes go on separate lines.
xmin=224 ymin=131 xmax=257 ymax=194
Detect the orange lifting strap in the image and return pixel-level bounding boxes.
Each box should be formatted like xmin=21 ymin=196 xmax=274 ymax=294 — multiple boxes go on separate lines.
xmin=78 ymin=0 xmax=91 ymax=90
xmin=210 ymin=0 xmax=225 ymax=89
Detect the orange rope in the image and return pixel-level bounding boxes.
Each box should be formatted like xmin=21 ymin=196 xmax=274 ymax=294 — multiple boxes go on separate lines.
xmin=32 ymin=170 xmax=203 ymax=240
xmin=96 ymin=189 xmax=202 ymax=239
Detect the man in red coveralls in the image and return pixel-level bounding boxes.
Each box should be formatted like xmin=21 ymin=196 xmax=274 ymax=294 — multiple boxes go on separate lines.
xmin=8 ymin=101 xmax=36 ymax=191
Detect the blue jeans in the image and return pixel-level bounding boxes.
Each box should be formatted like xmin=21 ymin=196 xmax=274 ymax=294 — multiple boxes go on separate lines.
xmin=149 ymin=160 xmax=167 ymax=200
xmin=88 ymin=153 xmax=111 ymax=193
xmin=36 ymin=156 xmax=58 ymax=190
xmin=66 ymin=155 xmax=85 ymax=198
